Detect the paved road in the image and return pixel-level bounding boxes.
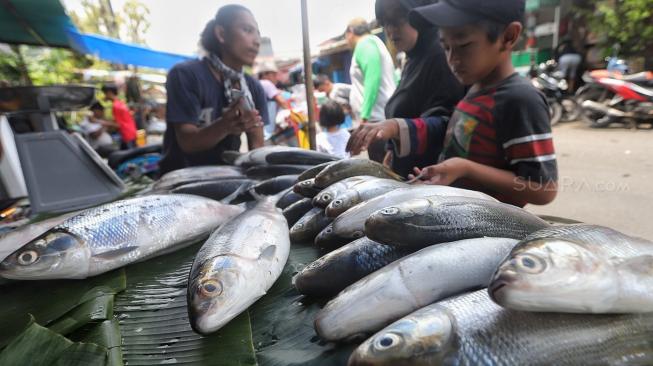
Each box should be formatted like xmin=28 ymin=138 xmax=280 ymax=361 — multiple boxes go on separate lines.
xmin=527 ymin=122 xmax=653 ymax=240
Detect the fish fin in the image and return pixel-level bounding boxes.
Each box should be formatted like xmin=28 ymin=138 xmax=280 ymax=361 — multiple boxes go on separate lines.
xmin=94 ymin=246 xmax=139 ymax=260
xmin=614 ymin=255 xmax=653 ymax=275
xmin=221 ymin=150 xmax=243 ymax=165
xmin=259 ymin=245 xmax=277 ymax=260
xmin=222 ymin=183 xmax=253 ymax=204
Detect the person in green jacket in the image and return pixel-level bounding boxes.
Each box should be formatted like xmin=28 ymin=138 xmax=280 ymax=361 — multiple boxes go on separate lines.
xmin=345 ymin=18 xmax=397 ymax=162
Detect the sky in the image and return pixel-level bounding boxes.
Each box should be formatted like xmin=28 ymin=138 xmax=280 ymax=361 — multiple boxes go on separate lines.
xmin=62 ymin=0 xmax=378 ymax=59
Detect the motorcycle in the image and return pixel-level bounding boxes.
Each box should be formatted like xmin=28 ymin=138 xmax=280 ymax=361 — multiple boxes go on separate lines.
xmin=530 ymin=61 xmax=579 ymax=126
xmin=580 ymin=71 xmax=653 ymax=128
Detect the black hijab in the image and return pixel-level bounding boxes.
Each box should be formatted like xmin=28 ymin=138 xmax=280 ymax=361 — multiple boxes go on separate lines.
xmin=379 ymin=0 xmax=464 ymax=119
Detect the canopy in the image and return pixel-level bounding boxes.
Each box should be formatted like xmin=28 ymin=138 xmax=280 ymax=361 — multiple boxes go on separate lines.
xmin=0 ymin=0 xmax=74 ymax=47
xmin=66 ymin=29 xmax=194 ymax=71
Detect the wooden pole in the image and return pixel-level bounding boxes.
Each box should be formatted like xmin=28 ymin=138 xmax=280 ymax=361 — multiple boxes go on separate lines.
xmin=300 ymin=0 xmax=317 ymax=150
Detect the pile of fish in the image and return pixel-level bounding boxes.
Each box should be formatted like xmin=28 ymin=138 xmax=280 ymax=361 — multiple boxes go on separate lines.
xmin=278 ymin=158 xmax=653 ymax=365
xmin=3 ymin=147 xmax=653 ymax=365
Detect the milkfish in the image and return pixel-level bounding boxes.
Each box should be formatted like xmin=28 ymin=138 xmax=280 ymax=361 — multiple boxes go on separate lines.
xmin=490 ymin=224 xmax=653 ymax=314
xmin=187 ymin=196 xmax=290 ymax=335
xmin=0 ymin=195 xmax=244 ymax=280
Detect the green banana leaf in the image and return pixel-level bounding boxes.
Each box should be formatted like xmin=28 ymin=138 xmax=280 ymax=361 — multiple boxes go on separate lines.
xmin=0 ymin=316 xmax=108 ymax=366
xmin=0 ymin=270 xmax=126 ymax=348
xmin=69 ymin=319 xmax=123 ymax=366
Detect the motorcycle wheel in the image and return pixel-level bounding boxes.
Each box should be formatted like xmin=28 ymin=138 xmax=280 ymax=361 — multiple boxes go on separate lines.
xmin=561 ymin=97 xmax=581 ymax=122
xmin=549 ymin=101 xmax=563 ymax=126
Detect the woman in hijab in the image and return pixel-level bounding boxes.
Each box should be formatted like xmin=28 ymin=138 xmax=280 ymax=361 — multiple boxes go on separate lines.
xmin=160 ymin=4 xmax=267 ymax=174
xmin=348 ymin=0 xmax=464 ymax=178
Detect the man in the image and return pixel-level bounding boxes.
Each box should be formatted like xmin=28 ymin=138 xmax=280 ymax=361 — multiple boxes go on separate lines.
xmin=345 ymin=18 xmax=396 ymax=161
xmin=257 ymin=62 xmax=289 ymax=137
xmin=80 ymin=102 xmax=116 ymax=157
xmin=315 ymin=74 xmax=351 ymax=107
xmin=101 ymin=84 xmax=138 ymax=150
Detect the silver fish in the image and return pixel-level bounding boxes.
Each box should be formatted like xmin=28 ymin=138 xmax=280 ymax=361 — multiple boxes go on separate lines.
xmin=289 ymin=208 xmax=333 ymax=243
xmin=315 ymin=187 xmax=497 ymax=249
xmin=153 ymin=166 xmax=244 ymax=191
xmin=490 ymin=224 xmax=653 ymax=314
xmin=0 ymin=195 xmax=243 ymax=280
xmin=314 ymin=237 xmax=519 ymax=342
xmin=293 ymin=178 xmax=321 ymax=198
xmin=351 ymin=289 xmax=653 ymax=366
xmin=325 ymin=178 xmax=408 ymax=218
xmin=187 ymin=196 xmax=290 ymax=335
xmin=314 ymin=159 xmax=402 ymax=188
xmin=365 ymin=196 xmax=550 ymax=248
xmin=312 ymin=176 xmax=375 ymax=208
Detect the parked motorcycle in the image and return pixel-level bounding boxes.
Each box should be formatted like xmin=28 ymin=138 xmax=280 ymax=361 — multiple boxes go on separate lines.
xmin=580 ymin=71 xmax=653 ymax=128
xmin=530 ymin=61 xmax=579 ymax=126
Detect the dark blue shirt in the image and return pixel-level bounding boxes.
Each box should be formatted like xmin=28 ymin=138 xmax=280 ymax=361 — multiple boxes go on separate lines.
xmin=161 ymin=58 xmax=269 ymax=174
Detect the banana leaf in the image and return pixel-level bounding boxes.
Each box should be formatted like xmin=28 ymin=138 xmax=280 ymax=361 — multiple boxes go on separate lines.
xmin=0 ymin=269 xmax=126 ymax=348
xmin=0 ymin=315 xmax=107 ymax=366
xmin=69 ymin=319 xmax=123 ymax=366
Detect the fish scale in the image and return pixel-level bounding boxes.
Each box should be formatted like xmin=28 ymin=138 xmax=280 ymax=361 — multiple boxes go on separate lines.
xmin=439 ymin=290 xmax=653 ymax=365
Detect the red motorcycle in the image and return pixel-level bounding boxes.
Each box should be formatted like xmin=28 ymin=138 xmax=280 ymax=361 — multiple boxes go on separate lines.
xmin=580 ymin=71 xmax=653 ymax=128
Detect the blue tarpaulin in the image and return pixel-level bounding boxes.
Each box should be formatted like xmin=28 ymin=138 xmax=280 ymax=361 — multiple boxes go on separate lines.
xmin=66 ymin=28 xmax=195 ymax=70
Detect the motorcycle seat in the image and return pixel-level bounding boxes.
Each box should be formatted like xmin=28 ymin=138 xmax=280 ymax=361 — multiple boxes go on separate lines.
xmin=108 ymin=144 xmax=162 ymax=169
xmin=622 ymin=72 xmax=653 ymax=87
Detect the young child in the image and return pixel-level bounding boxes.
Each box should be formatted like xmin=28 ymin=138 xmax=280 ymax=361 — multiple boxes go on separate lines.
xmin=347 ymin=0 xmax=558 ymax=207
xmin=317 ymin=101 xmax=351 ymax=159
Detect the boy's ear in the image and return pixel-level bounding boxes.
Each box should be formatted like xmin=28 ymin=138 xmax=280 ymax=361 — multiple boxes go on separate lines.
xmin=500 ymin=22 xmax=523 ymax=51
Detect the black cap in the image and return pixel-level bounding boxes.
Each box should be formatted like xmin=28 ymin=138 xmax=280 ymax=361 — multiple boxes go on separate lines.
xmin=410 ymin=0 xmax=525 ymax=29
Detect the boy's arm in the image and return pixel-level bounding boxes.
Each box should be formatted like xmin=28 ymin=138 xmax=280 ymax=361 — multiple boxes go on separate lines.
xmin=346 ymin=116 xmax=446 ymax=158
xmin=411 ymin=158 xmax=557 ymax=205
xmin=355 ymin=38 xmax=382 ymax=121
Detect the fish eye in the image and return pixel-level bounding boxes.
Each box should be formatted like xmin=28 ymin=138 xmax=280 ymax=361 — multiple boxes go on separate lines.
xmin=332 ymin=199 xmax=342 ymax=207
xmin=353 ymin=231 xmax=364 ymax=238
xmin=17 ymin=250 xmax=39 ymax=266
xmin=381 ymin=207 xmax=399 ymax=216
xmin=325 ymin=227 xmax=332 ymax=234
xmin=374 ymin=332 xmax=402 ymax=351
xmin=199 ymin=280 xmax=223 ymax=297
xmin=294 ymin=223 xmax=304 ymax=230
xmin=515 ymin=254 xmax=546 ymax=274
xmin=322 ymin=194 xmax=331 ymax=201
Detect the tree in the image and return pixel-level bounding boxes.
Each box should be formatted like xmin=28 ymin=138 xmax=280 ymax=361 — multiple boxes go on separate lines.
xmin=576 ymin=0 xmax=653 ymax=68
xmin=69 ymin=0 xmax=151 ymax=45
xmin=122 ymin=0 xmax=150 ymax=45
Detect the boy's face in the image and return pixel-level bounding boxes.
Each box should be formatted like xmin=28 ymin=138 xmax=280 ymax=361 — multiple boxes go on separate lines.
xmin=439 ymin=24 xmax=513 ymax=86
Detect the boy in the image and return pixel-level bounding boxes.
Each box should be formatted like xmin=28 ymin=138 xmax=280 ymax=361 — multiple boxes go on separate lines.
xmin=317 ymin=101 xmax=350 ymax=159
xmin=101 ymin=84 xmax=138 ymax=150
xmin=347 ymin=0 xmax=557 ymax=207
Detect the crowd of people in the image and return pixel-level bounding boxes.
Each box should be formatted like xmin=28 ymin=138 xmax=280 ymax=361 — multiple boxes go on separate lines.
xmin=155 ymin=0 xmax=558 ymax=207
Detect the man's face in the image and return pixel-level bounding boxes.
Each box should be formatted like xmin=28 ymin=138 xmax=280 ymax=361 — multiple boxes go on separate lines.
xmin=345 ymin=29 xmax=356 ymax=49
xmin=218 ymin=10 xmax=261 ymax=66
xmin=439 ymin=25 xmax=504 ymax=86
xmin=318 ymin=80 xmax=332 ymax=94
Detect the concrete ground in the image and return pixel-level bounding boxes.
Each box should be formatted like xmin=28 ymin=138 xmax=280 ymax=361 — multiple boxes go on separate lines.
xmin=526 ymin=121 xmax=653 ymax=241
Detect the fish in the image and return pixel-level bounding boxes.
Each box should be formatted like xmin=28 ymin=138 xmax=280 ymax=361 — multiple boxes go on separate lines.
xmin=294 ymin=237 xmax=412 ymax=298
xmin=289 ymin=208 xmax=333 ymax=243
xmin=265 ymin=149 xmax=339 ymax=166
xmin=312 ymin=176 xmax=375 ymax=208
xmin=282 ymin=198 xmax=314 ymax=227
xmin=315 ymin=187 xmax=497 ymax=249
xmin=365 ymin=196 xmax=550 ymax=248
xmin=245 ymin=164 xmax=313 ymax=180
xmin=0 ymin=195 xmax=244 ymax=280
xmin=234 ymin=175 xmax=299 ymax=202
xmin=350 ymin=289 xmax=653 ymax=366
xmin=490 ymin=224 xmax=653 ymax=314
xmin=152 ymin=166 xmax=244 ymax=191
xmin=314 ymin=159 xmax=403 ymax=188
xmin=276 ymin=190 xmax=304 ymax=210
xmin=231 ymin=146 xmax=297 ymax=167
xmin=314 ymin=237 xmax=519 ymax=342
xmin=293 ymin=179 xmax=321 ymax=198
xmin=187 ymin=196 xmax=290 ymax=335
xmin=325 ymin=179 xmax=408 ymax=218
xmin=171 ymin=178 xmax=257 ymax=201
xmin=297 ymin=162 xmax=334 ymax=182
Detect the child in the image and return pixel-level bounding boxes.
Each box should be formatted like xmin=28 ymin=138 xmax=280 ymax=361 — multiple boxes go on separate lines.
xmin=347 ymin=0 xmax=558 ymax=207
xmin=317 ymin=101 xmax=351 ymax=159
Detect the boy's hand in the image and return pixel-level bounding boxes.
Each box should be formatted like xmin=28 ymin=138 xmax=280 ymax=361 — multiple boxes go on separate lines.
xmin=346 ymin=119 xmax=399 ymax=155
xmin=408 ymin=158 xmax=470 ymax=186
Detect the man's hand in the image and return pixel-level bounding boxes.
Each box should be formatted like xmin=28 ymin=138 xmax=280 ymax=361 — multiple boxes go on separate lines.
xmin=220 ymin=99 xmax=263 ymax=135
xmin=408 ymin=158 xmax=470 ymax=186
xmin=346 ymin=119 xmax=399 ymax=156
